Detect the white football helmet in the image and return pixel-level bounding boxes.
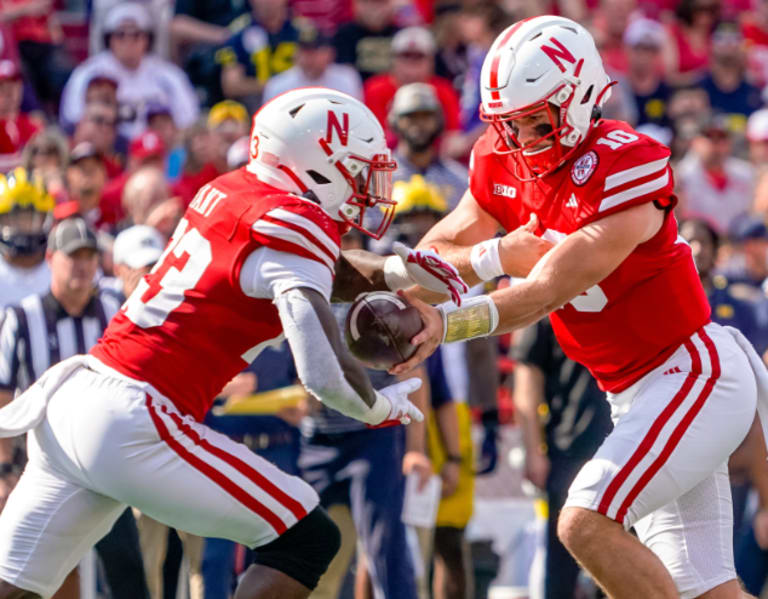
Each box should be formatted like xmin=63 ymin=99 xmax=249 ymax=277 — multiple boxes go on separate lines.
xmin=247 ymin=87 xmax=397 ymax=239
xmin=479 ymin=16 xmax=612 ymax=180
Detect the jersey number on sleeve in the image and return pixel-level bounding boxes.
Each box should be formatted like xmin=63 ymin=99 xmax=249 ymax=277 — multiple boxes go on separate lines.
xmin=123 ymin=218 xmax=213 ymax=328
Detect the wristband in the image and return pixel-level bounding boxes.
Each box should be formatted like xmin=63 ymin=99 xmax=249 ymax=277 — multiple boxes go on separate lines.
xmin=437 ymin=295 xmax=499 ymax=343
xmin=383 ymin=255 xmax=412 ymax=290
xmin=470 ymin=238 xmax=504 ymax=281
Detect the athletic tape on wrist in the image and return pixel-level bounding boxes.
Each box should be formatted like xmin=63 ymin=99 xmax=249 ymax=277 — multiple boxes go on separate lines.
xmin=470 ymin=238 xmax=504 ymax=281
xmin=437 ymin=295 xmax=499 ymax=343
xmin=383 ymin=255 xmax=412 ymax=290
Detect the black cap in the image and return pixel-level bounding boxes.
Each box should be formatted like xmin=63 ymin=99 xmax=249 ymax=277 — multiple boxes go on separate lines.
xmin=48 ymin=217 xmax=98 ymax=254
xmin=69 ymin=142 xmax=103 ymax=165
xmin=730 ymin=214 xmax=768 ymax=243
xmin=297 ymin=21 xmax=332 ymax=48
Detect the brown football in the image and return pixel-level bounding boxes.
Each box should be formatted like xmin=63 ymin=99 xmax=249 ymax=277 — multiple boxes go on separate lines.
xmin=345 ymin=291 xmax=424 ymax=370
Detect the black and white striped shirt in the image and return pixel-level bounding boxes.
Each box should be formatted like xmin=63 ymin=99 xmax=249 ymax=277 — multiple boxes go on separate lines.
xmin=0 ymin=290 xmax=121 ymax=393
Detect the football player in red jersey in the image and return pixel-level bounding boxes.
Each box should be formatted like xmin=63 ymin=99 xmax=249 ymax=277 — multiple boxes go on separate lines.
xmin=338 ymin=15 xmax=768 ymax=599
xmin=0 ymin=88 xmax=469 ymax=599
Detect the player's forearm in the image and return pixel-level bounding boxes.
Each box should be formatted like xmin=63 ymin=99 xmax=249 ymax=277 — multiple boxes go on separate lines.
xmin=512 ymin=367 xmax=546 ymax=456
xmin=435 ymin=402 xmax=460 ymax=457
xmin=403 ymin=367 xmax=428 ymax=454
xmin=332 ymin=251 xmax=389 ymax=302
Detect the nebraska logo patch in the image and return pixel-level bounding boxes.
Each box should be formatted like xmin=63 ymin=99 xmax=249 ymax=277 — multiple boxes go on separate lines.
xmin=571 ymin=151 xmax=598 ymax=186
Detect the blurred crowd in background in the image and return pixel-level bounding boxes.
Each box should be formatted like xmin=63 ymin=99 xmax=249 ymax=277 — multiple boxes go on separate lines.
xmin=6 ymin=0 xmax=768 ymax=598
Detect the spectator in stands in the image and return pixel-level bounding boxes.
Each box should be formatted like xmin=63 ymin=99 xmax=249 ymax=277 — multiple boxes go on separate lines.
xmin=511 ymin=321 xmax=612 ymax=599
xmin=122 ymin=166 xmax=180 ymax=237
xmin=105 ymin=224 xmax=165 ymax=301
xmin=172 ymin=120 xmax=221 ymax=207
xmin=364 ymin=27 xmax=461 ymax=148
xmin=741 ymin=0 xmax=768 ymax=87
xmin=697 ymin=21 xmax=762 ymax=132
xmin=0 ymin=60 xmax=41 ymax=172
xmin=663 ymin=0 xmax=720 ymax=85
xmin=216 ymin=0 xmax=299 ymax=110
xmin=432 ymin=3 xmax=467 ymax=95
xmin=680 ymin=218 xmax=765 ymax=347
xmin=590 ymin=0 xmax=638 ymax=75
xmin=71 ymin=102 xmax=125 ymax=179
xmin=145 ymin=102 xmax=183 ymax=181
xmin=388 ymin=83 xmax=466 ymax=211
xmin=60 ymin=2 xmax=199 ymax=140
xmin=170 ymin=0 xmax=249 ymax=105
xmin=207 ymin=100 xmax=250 ymax=171
xmin=748 ymin=108 xmax=768 ymax=170
xmin=100 ymin=130 xmax=167 ymax=225
xmin=722 ymin=214 xmax=768 ymax=291
xmin=457 ymin=3 xmax=509 ymax=151
xmin=0 ymin=167 xmax=52 ymax=308
xmin=677 ymin=114 xmax=755 ymax=233
xmin=60 ymin=143 xmax=117 ymax=232
xmin=262 ymin=21 xmax=363 ymax=103
xmin=20 ymin=127 xmax=69 ymax=199
xmin=332 ymin=0 xmax=400 ymax=80
xmin=621 ymin=18 xmax=673 ymax=138
xmin=0 ymin=0 xmax=71 ymax=111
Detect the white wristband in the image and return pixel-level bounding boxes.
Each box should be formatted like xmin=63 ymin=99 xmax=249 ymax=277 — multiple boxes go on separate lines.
xmin=383 ymin=255 xmax=413 ymax=290
xmin=437 ymin=295 xmax=499 ymax=343
xmin=470 ymin=238 xmax=504 ymax=281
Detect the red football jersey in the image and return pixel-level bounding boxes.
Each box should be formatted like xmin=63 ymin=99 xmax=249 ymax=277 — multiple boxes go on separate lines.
xmin=469 ymin=119 xmax=710 ymax=392
xmin=91 ymin=168 xmax=342 ymax=421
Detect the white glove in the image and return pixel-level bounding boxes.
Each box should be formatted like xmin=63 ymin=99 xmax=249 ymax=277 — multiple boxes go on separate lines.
xmin=374 ymin=377 xmax=424 ymax=425
xmin=383 ymin=242 xmax=469 ymax=306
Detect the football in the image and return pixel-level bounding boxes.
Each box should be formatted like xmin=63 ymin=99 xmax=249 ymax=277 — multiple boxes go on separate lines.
xmin=345 ymin=291 xmax=424 ymax=370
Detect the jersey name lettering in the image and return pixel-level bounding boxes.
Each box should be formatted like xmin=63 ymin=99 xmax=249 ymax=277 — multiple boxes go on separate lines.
xmin=189 ymin=185 xmax=227 ymax=218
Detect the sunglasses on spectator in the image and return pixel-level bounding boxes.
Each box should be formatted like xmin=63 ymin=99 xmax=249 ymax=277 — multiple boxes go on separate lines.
xmin=112 ymin=30 xmax=147 ymax=40
xmin=30 ymin=146 xmax=59 ymax=156
xmin=705 ymin=130 xmax=729 ymax=141
xmin=88 ymin=115 xmax=117 ymax=127
xmin=395 ymin=51 xmax=429 ymax=61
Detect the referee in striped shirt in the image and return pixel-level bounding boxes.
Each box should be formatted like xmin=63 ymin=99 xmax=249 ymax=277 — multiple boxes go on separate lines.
xmin=0 ymin=217 xmax=149 ymax=599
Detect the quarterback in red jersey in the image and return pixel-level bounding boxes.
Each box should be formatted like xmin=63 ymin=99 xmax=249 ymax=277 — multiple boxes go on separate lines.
xmin=373 ymin=16 xmax=765 ymax=599
xmin=0 ymin=88 xmax=468 ymax=599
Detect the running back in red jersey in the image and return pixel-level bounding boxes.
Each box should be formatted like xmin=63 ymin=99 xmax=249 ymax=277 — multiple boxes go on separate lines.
xmin=468 ymin=119 xmax=711 ymax=391
xmin=91 ymin=168 xmax=344 ymax=421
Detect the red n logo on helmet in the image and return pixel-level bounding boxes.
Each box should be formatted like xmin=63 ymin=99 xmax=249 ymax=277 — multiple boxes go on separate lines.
xmin=540 ymin=38 xmax=576 ymax=72
xmin=325 ymin=111 xmax=349 ymax=146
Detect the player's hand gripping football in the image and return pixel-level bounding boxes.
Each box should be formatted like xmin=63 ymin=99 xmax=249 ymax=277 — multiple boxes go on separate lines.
xmin=374 ymin=377 xmax=425 ymax=425
xmin=392 ymin=242 xmax=469 ymax=306
xmin=388 ymin=289 xmax=444 ymax=376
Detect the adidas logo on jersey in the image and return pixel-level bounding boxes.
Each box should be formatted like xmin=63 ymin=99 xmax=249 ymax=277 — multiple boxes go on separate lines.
xmin=566 ymin=194 xmax=579 ymax=209
xmin=493 ymin=183 xmax=517 ymax=199
xmin=663 ymin=366 xmax=682 ymax=375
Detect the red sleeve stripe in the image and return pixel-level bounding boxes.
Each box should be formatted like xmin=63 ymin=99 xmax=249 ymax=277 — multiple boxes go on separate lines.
xmin=264 ymin=208 xmax=340 ymax=260
xmin=603 ymin=157 xmax=669 ymax=192
xmin=599 ymin=169 xmax=670 ymax=213
xmin=252 ymin=221 xmax=336 ymax=270
xmin=251 ymin=232 xmax=336 ymax=277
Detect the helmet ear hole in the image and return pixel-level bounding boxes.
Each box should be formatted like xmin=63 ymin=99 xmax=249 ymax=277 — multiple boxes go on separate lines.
xmin=306 ymin=170 xmax=331 ymax=185
xmin=580 ymin=85 xmax=594 ymax=105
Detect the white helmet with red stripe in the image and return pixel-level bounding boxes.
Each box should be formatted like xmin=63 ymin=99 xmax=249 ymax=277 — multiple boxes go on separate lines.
xmin=247 ymin=87 xmax=396 ymax=239
xmin=480 ymin=16 xmax=612 ymax=178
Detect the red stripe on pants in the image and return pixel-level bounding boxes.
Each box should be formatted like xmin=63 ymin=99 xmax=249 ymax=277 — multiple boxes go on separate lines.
xmin=596 ymin=338 xmax=702 ymax=519
xmin=613 ymin=329 xmax=721 ymax=523
xmin=145 ymin=395 xmax=288 ymax=534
